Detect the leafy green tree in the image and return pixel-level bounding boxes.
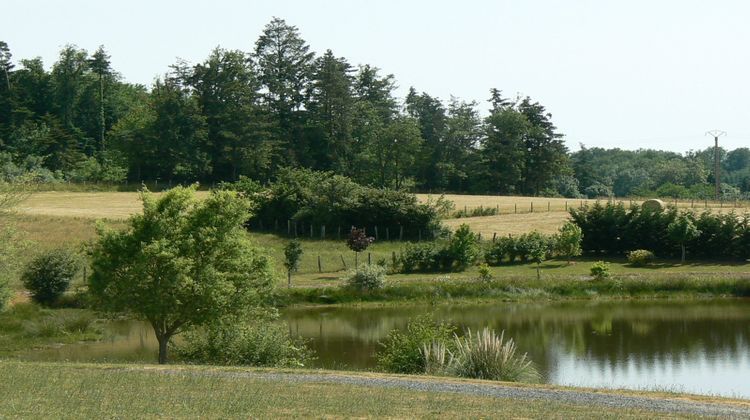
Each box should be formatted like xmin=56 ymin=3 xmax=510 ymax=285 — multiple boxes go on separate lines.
xmin=517 ymin=97 xmax=569 ymax=195
xmin=555 ymin=222 xmax=583 ymax=264
xmin=87 ymin=46 xmax=112 ymax=157
xmin=22 ymin=248 xmax=79 ymax=306
xmin=283 ymin=239 xmax=303 ymax=287
xmin=667 ymin=213 xmax=700 ymax=263
xmin=447 ymin=224 xmax=480 ymax=269
xmin=442 ymin=98 xmax=482 ymax=191
xmin=89 ymin=186 xmax=275 ymax=364
xmin=406 ymin=88 xmax=446 ymax=190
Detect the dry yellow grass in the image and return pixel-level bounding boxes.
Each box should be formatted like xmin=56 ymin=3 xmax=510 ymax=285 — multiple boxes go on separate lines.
xmin=443 ymin=211 xmax=570 ymax=236
xmin=18 ymin=191 xmax=210 ymax=220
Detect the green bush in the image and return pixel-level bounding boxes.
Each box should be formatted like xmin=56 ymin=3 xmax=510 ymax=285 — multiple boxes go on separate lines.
xmin=627 ymin=249 xmax=655 ymax=266
xmin=398 ymin=243 xmax=440 ymax=273
xmin=21 ymin=249 xmax=80 ymax=306
xmin=377 ymin=315 xmax=456 ymax=374
xmin=477 ymin=263 xmax=493 ymax=282
xmin=589 ymin=261 xmax=611 ymax=280
xmin=175 ymin=320 xmax=314 ymax=368
xmin=484 ymin=236 xmax=513 ymax=265
xmin=345 ymin=264 xmax=387 ymax=290
xmin=447 ymin=224 xmax=480 ymax=269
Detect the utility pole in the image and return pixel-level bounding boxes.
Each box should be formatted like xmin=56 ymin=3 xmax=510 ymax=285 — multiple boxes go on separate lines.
xmin=706 ymin=130 xmax=726 ymax=201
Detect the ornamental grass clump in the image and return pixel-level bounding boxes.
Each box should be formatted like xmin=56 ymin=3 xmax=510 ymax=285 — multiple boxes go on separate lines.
xmin=451 ymin=328 xmax=540 ymax=383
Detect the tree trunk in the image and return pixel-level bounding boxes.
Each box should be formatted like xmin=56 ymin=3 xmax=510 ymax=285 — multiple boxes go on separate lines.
xmin=681 ymin=244 xmax=686 ymax=264
xmin=287 ymin=270 xmax=291 ymax=288
xmin=355 ymin=252 xmax=359 ymax=268
xmin=157 ymin=333 xmax=169 ymax=364
xmin=536 ymin=264 xmax=541 ymax=280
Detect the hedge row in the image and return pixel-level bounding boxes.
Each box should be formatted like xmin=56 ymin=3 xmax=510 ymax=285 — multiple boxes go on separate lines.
xmin=570 ymin=202 xmax=750 ymax=260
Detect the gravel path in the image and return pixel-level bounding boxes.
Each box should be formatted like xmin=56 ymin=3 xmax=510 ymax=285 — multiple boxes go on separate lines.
xmin=150 ymin=368 xmax=750 ymax=418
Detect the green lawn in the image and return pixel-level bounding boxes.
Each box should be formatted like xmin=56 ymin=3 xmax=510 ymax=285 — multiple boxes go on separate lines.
xmin=0 ymin=361 xmax=713 ymax=419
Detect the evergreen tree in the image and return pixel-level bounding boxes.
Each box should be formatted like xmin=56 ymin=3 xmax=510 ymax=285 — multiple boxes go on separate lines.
xmin=254 ymin=17 xmax=314 ymax=166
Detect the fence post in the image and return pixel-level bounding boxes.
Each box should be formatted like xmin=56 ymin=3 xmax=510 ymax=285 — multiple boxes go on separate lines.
xmin=548 ymin=201 xmax=550 ymax=212
xmin=565 ymin=201 xmax=568 ymax=211
xmin=478 ymin=232 xmax=482 ymax=241
xmin=340 ymin=255 xmax=347 ymax=270
xmin=310 ymin=224 xmax=314 ymax=239
xmin=368 ymin=252 xmax=371 ymax=265
xmin=318 ymin=255 xmax=322 ymax=273
xmin=531 ymin=202 xmax=534 ymax=213
xmin=514 ymin=203 xmax=517 ymax=214
xmin=321 ymin=225 xmax=325 ymax=240
xmin=496 ymin=204 xmax=499 ymax=214
xmin=492 ymin=232 xmax=497 ymax=242
xmin=392 ymin=251 xmax=397 ymax=267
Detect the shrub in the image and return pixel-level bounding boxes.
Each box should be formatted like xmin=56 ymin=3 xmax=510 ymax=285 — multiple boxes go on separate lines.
xmin=627 ymin=249 xmax=655 ymax=266
xmin=22 ymin=249 xmax=79 ymax=306
xmin=451 ymin=328 xmax=539 ymax=382
xmin=398 ymin=243 xmax=440 ymax=273
xmin=484 ymin=236 xmax=513 ymax=265
xmin=447 ymin=224 xmax=480 ymax=269
xmin=345 ymin=264 xmax=387 ymax=290
xmin=283 ymin=240 xmax=303 ymax=287
xmin=589 ymin=261 xmax=611 ymax=280
xmin=175 ymin=320 xmax=314 ymax=368
xmin=477 ymin=263 xmax=493 ymax=282
xmin=377 ymin=315 xmax=456 ymax=374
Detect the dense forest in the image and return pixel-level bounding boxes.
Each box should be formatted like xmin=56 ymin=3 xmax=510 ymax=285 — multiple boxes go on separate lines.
xmin=1 ymin=18 xmax=749 ymax=199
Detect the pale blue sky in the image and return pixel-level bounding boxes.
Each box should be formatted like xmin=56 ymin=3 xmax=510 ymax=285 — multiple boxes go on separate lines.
xmin=6 ymin=0 xmax=750 ymax=152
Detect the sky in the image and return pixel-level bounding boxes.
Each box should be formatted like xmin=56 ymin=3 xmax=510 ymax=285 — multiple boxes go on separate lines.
xmin=5 ymin=0 xmax=750 ymax=153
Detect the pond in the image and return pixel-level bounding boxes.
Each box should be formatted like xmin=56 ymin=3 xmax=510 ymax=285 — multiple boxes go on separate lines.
xmin=18 ymin=299 xmax=750 ymax=399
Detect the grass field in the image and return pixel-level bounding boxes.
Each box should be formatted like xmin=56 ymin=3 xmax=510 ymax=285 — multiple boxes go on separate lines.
xmin=1 ymin=361 xmax=738 ymax=418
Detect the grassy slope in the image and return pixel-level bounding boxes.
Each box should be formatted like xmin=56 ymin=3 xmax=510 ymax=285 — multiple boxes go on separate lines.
xmin=0 ymin=360 xmax=725 ymax=419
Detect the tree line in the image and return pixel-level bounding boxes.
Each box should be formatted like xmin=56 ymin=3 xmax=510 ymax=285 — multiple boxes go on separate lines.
xmin=1 ymin=18 xmax=749 ymax=198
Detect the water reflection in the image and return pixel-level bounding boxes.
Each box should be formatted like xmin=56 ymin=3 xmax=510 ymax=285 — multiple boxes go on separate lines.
xmin=283 ymin=300 xmax=750 ymax=398
xmin=12 ymin=299 xmax=750 ymax=398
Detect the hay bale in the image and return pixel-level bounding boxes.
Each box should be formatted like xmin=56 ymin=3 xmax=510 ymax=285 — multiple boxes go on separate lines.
xmin=642 ymin=199 xmax=665 ymax=212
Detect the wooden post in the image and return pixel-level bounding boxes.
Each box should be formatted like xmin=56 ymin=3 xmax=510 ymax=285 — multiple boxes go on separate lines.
xmin=368 ymin=252 xmax=371 ymax=265
xmin=478 ymin=232 xmax=482 ymax=241
xmin=321 ymin=225 xmax=326 ymax=240
xmin=548 ymin=201 xmax=551 ymax=212
xmin=531 ymin=202 xmax=534 ymax=213
xmin=492 ymin=232 xmax=497 ymax=242
xmin=340 ymin=255 xmax=347 ymax=270
xmin=514 ymin=203 xmax=517 ymax=214
xmin=318 ymin=255 xmax=322 ymax=273
xmin=565 ymin=201 xmax=568 ymax=211
xmin=496 ymin=204 xmax=499 ymax=214
xmin=392 ymin=251 xmax=397 ymax=267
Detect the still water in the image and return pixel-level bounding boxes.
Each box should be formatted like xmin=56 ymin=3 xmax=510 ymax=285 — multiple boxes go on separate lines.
xmin=22 ymin=299 xmax=750 ymax=398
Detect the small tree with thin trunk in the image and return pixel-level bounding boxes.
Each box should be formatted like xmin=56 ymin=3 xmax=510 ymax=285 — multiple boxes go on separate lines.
xmin=88 ymin=186 xmax=274 ymax=364
xmin=526 ymin=232 xmax=548 ymax=280
xmin=667 ymin=213 xmax=700 ymax=263
xmin=555 ymin=222 xmax=583 ymax=265
xmin=346 ymin=227 xmax=374 ymax=267
xmin=283 ymin=239 xmax=303 ymax=288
